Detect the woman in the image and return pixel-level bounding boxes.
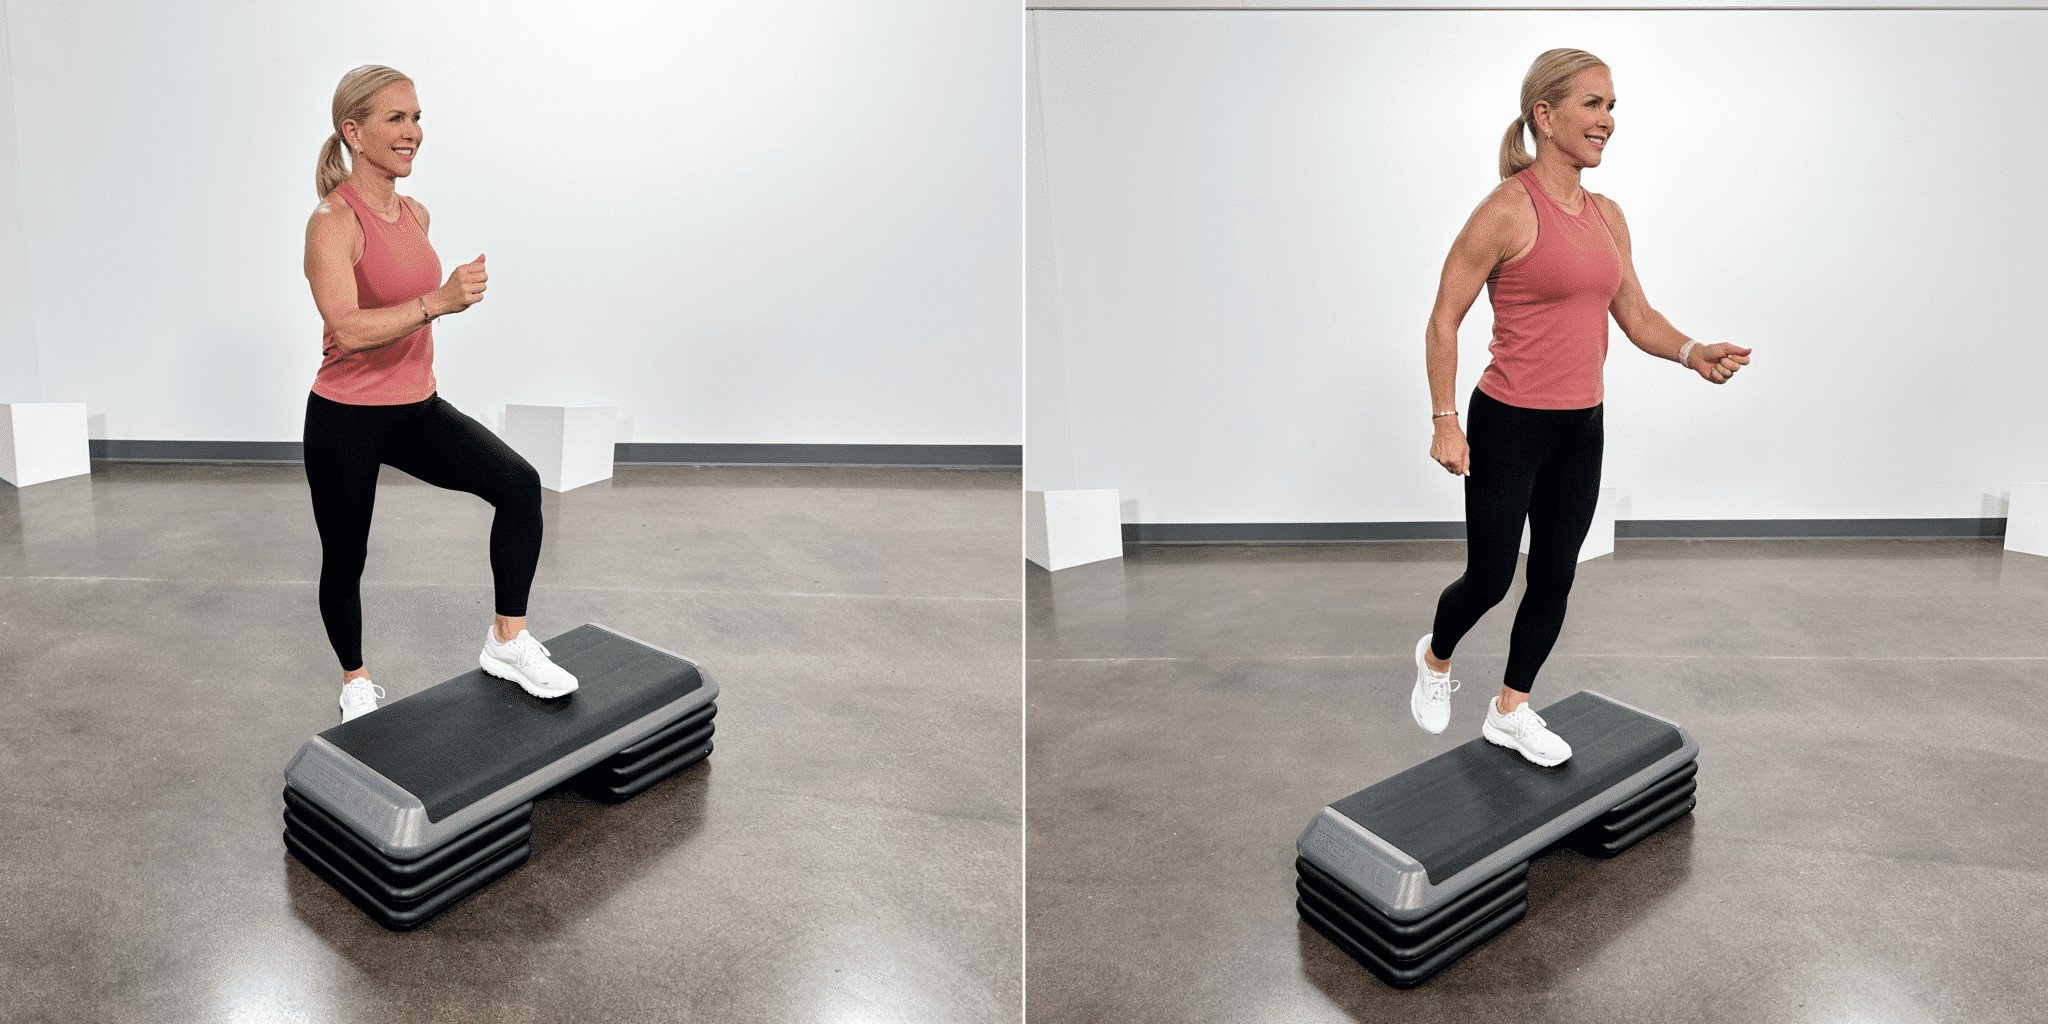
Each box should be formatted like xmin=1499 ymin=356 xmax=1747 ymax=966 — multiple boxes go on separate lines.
xmin=304 ymin=65 xmax=577 ymax=722
xmin=1407 ymin=49 xmax=1752 ymax=765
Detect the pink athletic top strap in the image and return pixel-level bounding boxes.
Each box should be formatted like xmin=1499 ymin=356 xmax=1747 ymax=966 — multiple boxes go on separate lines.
xmin=1474 ymin=167 xmax=1623 ymax=410
xmin=310 ymin=181 xmax=441 ymax=406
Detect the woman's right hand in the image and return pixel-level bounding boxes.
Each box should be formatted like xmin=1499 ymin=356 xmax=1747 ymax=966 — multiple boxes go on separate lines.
xmin=434 ymin=253 xmax=487 ymax=315
xmin=1431 ymin=421 xmax=1470 ymax=476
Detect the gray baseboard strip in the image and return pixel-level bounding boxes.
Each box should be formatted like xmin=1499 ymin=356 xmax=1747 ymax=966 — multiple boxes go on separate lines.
xmin=89 ymin=440 xmax=1020 ymax=469
xmin=1124 ymin=517 xmax=2006 ymax=543
xmin=92 ymin=440 xmax=304 ymax=464
xmin=612 ymin=443 xmax=1019 ymax=467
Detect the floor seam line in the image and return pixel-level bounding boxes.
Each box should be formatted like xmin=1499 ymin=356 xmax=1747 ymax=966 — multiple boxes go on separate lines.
xmin=1 ymin=575 xmax=1018 ymax=603
xmin=1026 ymin=654 xmax=2048 ymax=663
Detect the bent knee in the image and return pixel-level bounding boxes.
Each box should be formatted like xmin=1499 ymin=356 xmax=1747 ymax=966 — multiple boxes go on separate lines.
xmin=1462 ymin=571 xmax=1516 ymax=609
xmin=1525 ymin=560 xmax=1579 ymax=595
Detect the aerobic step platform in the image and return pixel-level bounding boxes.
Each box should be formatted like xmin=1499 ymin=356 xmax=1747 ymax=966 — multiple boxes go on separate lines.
xmin=1296 ymin=691 xmax=1697 ymax=988
xmin=282 ymin=624 xmax=717 ymax=930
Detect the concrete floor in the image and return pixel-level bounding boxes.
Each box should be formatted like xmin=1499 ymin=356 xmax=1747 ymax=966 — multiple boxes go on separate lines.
xmin=1027 ymin=540 xmax=2048 ymax=1024
xmin=0 ymin=462 xmax=1020 ymax=1024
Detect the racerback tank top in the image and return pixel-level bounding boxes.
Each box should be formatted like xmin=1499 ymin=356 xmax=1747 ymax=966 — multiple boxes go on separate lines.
xmin=310 ymin=181 xmax=441 ymax=405
xmin=1474 ymin=167 xmax=1623 ymax=410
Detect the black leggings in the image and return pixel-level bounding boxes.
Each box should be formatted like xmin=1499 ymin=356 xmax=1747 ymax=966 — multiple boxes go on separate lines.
xmin=1429 ymin=386 xmax=1604 ymax=694
xmin=303 ymin=391 xmax=543 ymax=672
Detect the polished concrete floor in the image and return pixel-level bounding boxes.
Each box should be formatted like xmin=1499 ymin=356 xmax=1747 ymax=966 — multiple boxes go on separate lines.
xmin=0 ymin=462 xmax=1020 ymax=1024
xmin=1027 ymin=540 xmax=2048 ymax=1024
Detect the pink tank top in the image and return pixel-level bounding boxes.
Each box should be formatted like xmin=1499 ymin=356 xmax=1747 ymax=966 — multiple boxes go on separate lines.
xmin=311 ymin=182 xmax=441 ymax=405
xmin=1475 ymin=168 xmax=1623 ymax=410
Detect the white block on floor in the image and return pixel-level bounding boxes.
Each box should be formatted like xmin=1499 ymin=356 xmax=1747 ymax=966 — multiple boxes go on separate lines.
xmin=501 ymin=404 xmax=616 ymax=492
xmin=1520 ymin=485 xmax=1618 ymax=562
xmin=0 ymin=403 xmax=90 ymax=488
xmin=2005 ymin=483 xmax=2048 ymax=558
xmin=1027 ymin=488 xmax=1124 ymax=571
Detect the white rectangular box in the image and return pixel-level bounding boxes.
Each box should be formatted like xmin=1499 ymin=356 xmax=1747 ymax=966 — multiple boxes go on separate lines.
xmin=500 ymin=405 xmax=616 ymax=493
xmin=1026 ymin=488 xmax=1124 ymax=571
xmin=1520 ymin=485 xmax=1617 ymax=563
xmin=0 ymin=403 xmax=90 ymax=487
xmin=2005 ymin=483 xmax=2048 ymax=558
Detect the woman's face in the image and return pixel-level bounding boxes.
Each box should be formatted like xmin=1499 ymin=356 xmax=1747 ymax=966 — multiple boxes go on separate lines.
xmin=1537 ymin=67 xmax=1615 ymax=169
xmin=344 ymin=81 xmax=423 ymax=179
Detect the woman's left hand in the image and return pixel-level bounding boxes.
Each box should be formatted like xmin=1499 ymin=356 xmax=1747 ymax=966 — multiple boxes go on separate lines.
xmin=1691 ymin=342 xmax=1752 ymax=384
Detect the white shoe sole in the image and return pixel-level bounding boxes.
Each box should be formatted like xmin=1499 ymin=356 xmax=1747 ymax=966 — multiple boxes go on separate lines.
xmin=479 ymin=650 xmax=577 ymax=699
xmin=1482 ymin=721 xmax=1569 ymax=767
xmin=1410 ymin=635 xmax=1447 ymax=735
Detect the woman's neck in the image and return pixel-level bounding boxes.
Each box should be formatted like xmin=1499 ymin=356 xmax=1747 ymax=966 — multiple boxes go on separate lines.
xmin=1526 ymin=158 xmax=1584 ymax=208
xmin=343 ymin=173 xmax=398 ymax=209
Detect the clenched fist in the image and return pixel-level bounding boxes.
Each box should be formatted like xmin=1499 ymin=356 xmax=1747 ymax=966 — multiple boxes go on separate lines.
xmin=1431 ymin=420 xmax=1470 ymax=477
xmin=435 ymin=253 xmax=488 ymax=315
xmin=1689 ymin=341 xmax=1751 ymax=384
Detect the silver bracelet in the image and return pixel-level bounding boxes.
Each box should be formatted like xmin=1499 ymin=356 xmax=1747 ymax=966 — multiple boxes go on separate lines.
xmin=1677 ymin=340 xmax=1700 ymax=366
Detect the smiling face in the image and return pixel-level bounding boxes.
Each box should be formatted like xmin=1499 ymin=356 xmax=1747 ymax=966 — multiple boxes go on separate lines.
xmin=1535 ymin=66 xmax=1615 ymax=168
xmin=342 ymin=81 xmax=423 ymax=179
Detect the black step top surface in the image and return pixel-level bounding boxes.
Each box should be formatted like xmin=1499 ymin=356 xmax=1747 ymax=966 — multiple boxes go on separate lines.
xmin=1329 ymin=691 xmax=1681 ymax=883
xmin=319 ymin=625 xmax=703 ymax=822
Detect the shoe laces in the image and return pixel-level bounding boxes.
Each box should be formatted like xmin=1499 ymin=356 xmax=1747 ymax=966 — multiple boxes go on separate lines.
xmin=504 ymin=630 xmax=550 ymax=666
xmin=1424 ymin=674 xmax=1461 ymax=706
xmin=1501 ymin=702 xmax=1546 ymax=731
xmin=342 ymin=679 xmax=385 ymax=706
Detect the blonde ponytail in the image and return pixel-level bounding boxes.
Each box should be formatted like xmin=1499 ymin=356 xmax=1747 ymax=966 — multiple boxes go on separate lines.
xmin=316 ymin=65 xmax=412 ymax=198
xmin=1497 ymin=49 xmax=1606 ymax=180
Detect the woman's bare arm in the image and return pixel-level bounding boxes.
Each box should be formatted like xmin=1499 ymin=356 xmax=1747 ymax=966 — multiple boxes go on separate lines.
xmin=1423 ymin=187 xmax=1522 ymax=475
xmin=1596 ymin=194 xmax=1752 ymax=382
xmin=1427 ymin=188 xmax=1519 ymax=416
xmin=304 ymin=197 xmax=450 ymax=354
xmin=1595 ymin=195 xmax=1696 ymax=366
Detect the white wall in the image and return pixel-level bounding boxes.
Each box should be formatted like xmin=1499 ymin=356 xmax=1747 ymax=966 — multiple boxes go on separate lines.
xmin=1024 ymin=14 xmax=1076 ymax=489
xmin=1027 ymin=9 xmax=2048 ymax=523
xmin=5 ymin=0 xmax=1019 ymax=444
xmin=0 ymin=0 xmax=36 ymax=404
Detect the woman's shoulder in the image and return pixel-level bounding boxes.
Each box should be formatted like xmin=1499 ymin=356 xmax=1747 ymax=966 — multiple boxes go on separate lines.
xmin=1477 ymin=174 xmax=1537 ymax=221
xmin=311 ymin=188 xmax=359 ymax=235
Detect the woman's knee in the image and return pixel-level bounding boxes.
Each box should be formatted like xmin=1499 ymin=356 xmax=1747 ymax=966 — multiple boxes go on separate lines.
xmin=499 ymin=460 xmax=542 ymax=514
xmin=318 ymin=548 xmax=369 ymax=585
xmin=1525 ymin=557 xmax=1578 ymax=597
xmin=1458 ymin=567 xmax=1517 ymax=609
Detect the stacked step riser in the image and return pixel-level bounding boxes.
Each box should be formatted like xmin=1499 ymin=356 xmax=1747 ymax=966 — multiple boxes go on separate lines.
xmin=282 ymin=790 xmax=536 ymax=930
xmin=573 ymin=702 xmax=718 ymax=802
xmin=281 ymin=625 xmax=720 ymax=931
xmin=1295 ymin=692 xmax=1700 ymax=988
xmin=1296 ymin=858 xmax=1529 ymax=988
xmin=1568 ymin=760 xmax=1698 ymax=857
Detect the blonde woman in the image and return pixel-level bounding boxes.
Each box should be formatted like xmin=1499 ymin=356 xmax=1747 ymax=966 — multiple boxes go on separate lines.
xmin=1407 ymin=49 xmax=1753 ymax=764
xmin=303 ymin=65 xmax=577 ymax=721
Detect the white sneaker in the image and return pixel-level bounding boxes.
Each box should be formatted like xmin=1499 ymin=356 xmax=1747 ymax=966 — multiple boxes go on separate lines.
xmin=339 ymin=677 xmax=386 ymax=723
xmin=479 ymin=627 xmax=578 ymax=698
xmin=1483 ymin=696 xmax=1573 ymax=767
xmin=1409 ymin=633 xmax=1460 ymax=735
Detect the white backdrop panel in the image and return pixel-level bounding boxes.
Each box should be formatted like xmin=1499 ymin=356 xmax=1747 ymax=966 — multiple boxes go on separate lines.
xmin=7 ymin=0 xmax=1020 ymax=444
xmin=1028 ymin=9 xmax=2048 ymax=522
